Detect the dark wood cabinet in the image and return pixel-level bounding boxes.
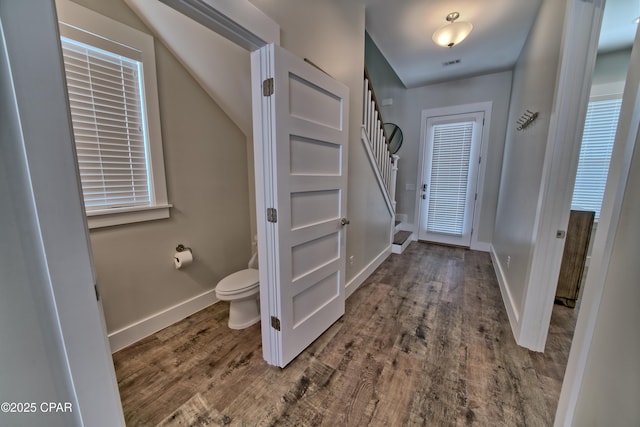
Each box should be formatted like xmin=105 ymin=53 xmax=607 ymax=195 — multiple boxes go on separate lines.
xmin=555 ymin=210 xmax=595 ymax=308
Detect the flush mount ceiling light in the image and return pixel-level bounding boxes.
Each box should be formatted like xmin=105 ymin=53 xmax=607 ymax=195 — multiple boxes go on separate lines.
xmin=432 ymin=12 xmax=473 ymax=48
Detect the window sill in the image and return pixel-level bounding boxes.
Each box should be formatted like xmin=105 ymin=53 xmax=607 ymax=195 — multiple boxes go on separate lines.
xmin=87 ymin=204 xmax=172 ymax=229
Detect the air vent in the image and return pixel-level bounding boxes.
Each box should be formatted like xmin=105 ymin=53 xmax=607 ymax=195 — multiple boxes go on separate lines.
xmin=442 ymin=59 xmax=461 ymax=67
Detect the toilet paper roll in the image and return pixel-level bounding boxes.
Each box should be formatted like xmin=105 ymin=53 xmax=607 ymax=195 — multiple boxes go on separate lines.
xmin=174 ymin=250 xmax=193 ymax=269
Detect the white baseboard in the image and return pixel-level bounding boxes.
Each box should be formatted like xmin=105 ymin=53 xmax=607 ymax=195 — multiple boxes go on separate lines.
xmin=490 ymin=245 xmax=521 ymax=340
xmin=471 ymin=241 xmax=491 ymax=252
xmin=346 ymin=245 xmax=391 ymax=299
xmin=108 ymin=289 xmax=219 ymax=353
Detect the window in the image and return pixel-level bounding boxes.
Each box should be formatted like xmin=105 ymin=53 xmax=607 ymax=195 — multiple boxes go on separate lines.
xmin=571 ymin=96 xmax=622 ymax=219
xmin=56 ymin=0 xmax=169 ymax=228
xmin=426 ymin=120 xmax=475 ymax=236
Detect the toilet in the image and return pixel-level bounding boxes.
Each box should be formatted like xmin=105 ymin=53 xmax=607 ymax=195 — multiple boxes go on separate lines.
xmin=215 ymin=250 xmax=260 ymax=329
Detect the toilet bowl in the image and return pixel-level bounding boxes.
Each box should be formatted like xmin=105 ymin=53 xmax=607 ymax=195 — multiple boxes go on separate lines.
xmin=215 ymin=249 xmax=261 ymax=329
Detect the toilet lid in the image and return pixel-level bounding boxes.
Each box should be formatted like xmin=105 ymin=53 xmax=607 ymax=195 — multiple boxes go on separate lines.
xmin=216 ymin=268 xmax=259 ymax=294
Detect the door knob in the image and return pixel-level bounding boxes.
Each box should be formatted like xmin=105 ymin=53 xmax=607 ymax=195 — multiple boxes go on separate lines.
xmin=340 ymin=218 xmax=350 ymax=226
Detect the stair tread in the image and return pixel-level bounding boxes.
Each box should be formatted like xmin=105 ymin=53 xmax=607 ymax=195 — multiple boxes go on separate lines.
xmin=393 ymin=230 xmax=412 ymax=245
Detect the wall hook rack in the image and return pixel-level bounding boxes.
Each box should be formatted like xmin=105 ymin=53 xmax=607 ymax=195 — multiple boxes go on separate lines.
xmin=516 ymin=110 xmax=539 ymax=131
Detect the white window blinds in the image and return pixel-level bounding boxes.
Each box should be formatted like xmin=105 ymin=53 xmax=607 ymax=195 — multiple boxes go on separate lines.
xmin=571 ymin=98 xmax=622 ymax=219
xmin=61 ymin=37 xmax=151 ymax=212
xmin=426 ymin=121 xmax=474 ymax=236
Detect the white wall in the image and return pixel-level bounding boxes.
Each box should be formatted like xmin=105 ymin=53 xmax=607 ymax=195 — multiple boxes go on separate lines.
xmin=0 ymin=14 xmax=78 ymax=427
xmin=492 ymin=0 xmax=567 ymax=328
xmin=556 ymin=29 xmax=640 ymax=426
xmin=1 ymin=1 xmax=124 ymax=424
xmin=572 ymin=121 xmax=640 ymax=424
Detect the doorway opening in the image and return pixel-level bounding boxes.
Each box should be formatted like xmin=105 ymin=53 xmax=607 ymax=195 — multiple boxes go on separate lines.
xmin=415 ymin=102 xmax=492 ymax=249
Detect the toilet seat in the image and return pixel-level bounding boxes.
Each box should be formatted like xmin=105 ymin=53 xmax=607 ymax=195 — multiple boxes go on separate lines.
xmin=216 ymin=268 xmax=259 ymax=296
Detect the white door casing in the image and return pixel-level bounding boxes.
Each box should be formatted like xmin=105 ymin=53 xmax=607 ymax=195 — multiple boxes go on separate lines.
xmin=251 ymin=43 xmax=349 ymax=367
xmin=418 ymin=111 xmax=484 ymax=246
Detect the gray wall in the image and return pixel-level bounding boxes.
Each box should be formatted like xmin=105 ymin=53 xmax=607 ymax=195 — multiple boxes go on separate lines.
xmin=67 ymin=0 xmax=252 ymax=334
xmin=249 ymin=0 xmax=392 ymax=282
xmin=592 ymin=48 xmax=632 ymax=87
xmin=492 ymin=0 xmax=567 ymax=310
xmin=364 ymin=31 xmax=405 ymax=126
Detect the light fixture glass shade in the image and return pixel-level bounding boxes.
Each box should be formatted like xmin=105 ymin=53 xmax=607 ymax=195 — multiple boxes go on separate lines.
xmin=432 ymin=21 xmax=473 ymax=47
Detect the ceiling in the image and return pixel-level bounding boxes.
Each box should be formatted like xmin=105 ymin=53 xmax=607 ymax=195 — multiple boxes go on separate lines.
xmin=365 ymin=0 xmax=639 ymax=89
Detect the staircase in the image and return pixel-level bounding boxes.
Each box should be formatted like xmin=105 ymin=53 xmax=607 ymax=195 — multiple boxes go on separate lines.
xmin=362 ymin=69 xmax=412 ymax=254
xmin=392 ymin=222 xmax=412 ymax=254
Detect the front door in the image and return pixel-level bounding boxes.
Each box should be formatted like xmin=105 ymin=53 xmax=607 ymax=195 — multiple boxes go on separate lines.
xmin=251 ymin=44 xmax=349 ymax=367
xmin=418 ymin=112 xmax=484 ymax=246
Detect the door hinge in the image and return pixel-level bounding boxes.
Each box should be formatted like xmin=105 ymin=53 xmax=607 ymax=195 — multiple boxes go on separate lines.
xmin=267 ymin=208 xmax=278 ymax=223
xmin=474 ymin=193 xmax=477 ymax=201
xmin=271 ymin=316 xmax=281 ymax=331
xmin=478 ymin=156 xmax=482 ymax=164
xmin=94 ymin=284 xmax=100 ymax=301
xmin=471 ymin=228 xmax=474 ymax=236
xmin=263 ymin=77 xmax=274 ymax=96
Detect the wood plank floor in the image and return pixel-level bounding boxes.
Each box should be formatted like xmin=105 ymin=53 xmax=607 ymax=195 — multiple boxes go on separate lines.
xmin=113 ymin=242 xmax=577 ymax=426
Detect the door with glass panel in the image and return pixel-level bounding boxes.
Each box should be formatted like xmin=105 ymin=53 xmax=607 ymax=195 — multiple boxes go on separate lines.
xmin=418 ymin=112 xmax=484 ymax=246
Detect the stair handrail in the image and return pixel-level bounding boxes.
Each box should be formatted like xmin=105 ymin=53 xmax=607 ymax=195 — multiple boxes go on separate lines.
xmin=362 ymin=67 xmax=399 ymax=214
xmin=364 ymin=67 xmax=389 ymax=143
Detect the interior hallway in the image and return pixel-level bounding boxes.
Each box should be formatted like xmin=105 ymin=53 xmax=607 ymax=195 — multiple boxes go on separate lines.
xmin=113 ymin=242 xmax=577 ymax=426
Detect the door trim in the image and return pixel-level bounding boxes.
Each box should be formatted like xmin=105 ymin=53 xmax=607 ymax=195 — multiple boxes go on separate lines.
xmin=414 ymin=102 xmax=493 ymax=251
xmin=156 ymin=0 xmax=279 ymax=51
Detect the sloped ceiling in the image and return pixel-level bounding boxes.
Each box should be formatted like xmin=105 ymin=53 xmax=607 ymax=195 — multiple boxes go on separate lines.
xmin=125 ymin=0 xmax=254 ymax=136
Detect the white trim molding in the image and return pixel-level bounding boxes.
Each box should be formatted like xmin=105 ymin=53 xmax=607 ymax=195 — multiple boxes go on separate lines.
xmin=155 ymin=0 xmax=279 ymax=51
xmin=414 ymin=101 xmax=493 ymax=250
xmin=108 ymin=289 xmax=219 ymax=353
xmin=346 ymin=246 xmax=391 ymax=299
xmin=490 ymin=245 xmax=521 ymax=335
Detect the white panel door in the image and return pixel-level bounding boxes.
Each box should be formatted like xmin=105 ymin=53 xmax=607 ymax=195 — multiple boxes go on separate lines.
xmin=251 ymin=43 xmax=349 ymax=367
xmin=418 ymin=112 xmax=484 ymax=247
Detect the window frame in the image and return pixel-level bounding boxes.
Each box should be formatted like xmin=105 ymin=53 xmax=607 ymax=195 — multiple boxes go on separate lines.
xmin=56 ymin=0 xmax=170 ymax=229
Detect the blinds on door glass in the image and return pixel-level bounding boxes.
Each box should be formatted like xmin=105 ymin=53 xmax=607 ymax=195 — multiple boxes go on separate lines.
xmin=426 ymin=121 xmax=474 ymax=236
xmin=571 ymin=98 xmax=622 ymax=219
xmin=61 ymin=37 xmax=150 ymax=212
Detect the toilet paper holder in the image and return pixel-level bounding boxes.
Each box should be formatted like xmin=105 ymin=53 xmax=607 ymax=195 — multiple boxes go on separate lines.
xmin=176 ymin=244 xmax=192 ymax=253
